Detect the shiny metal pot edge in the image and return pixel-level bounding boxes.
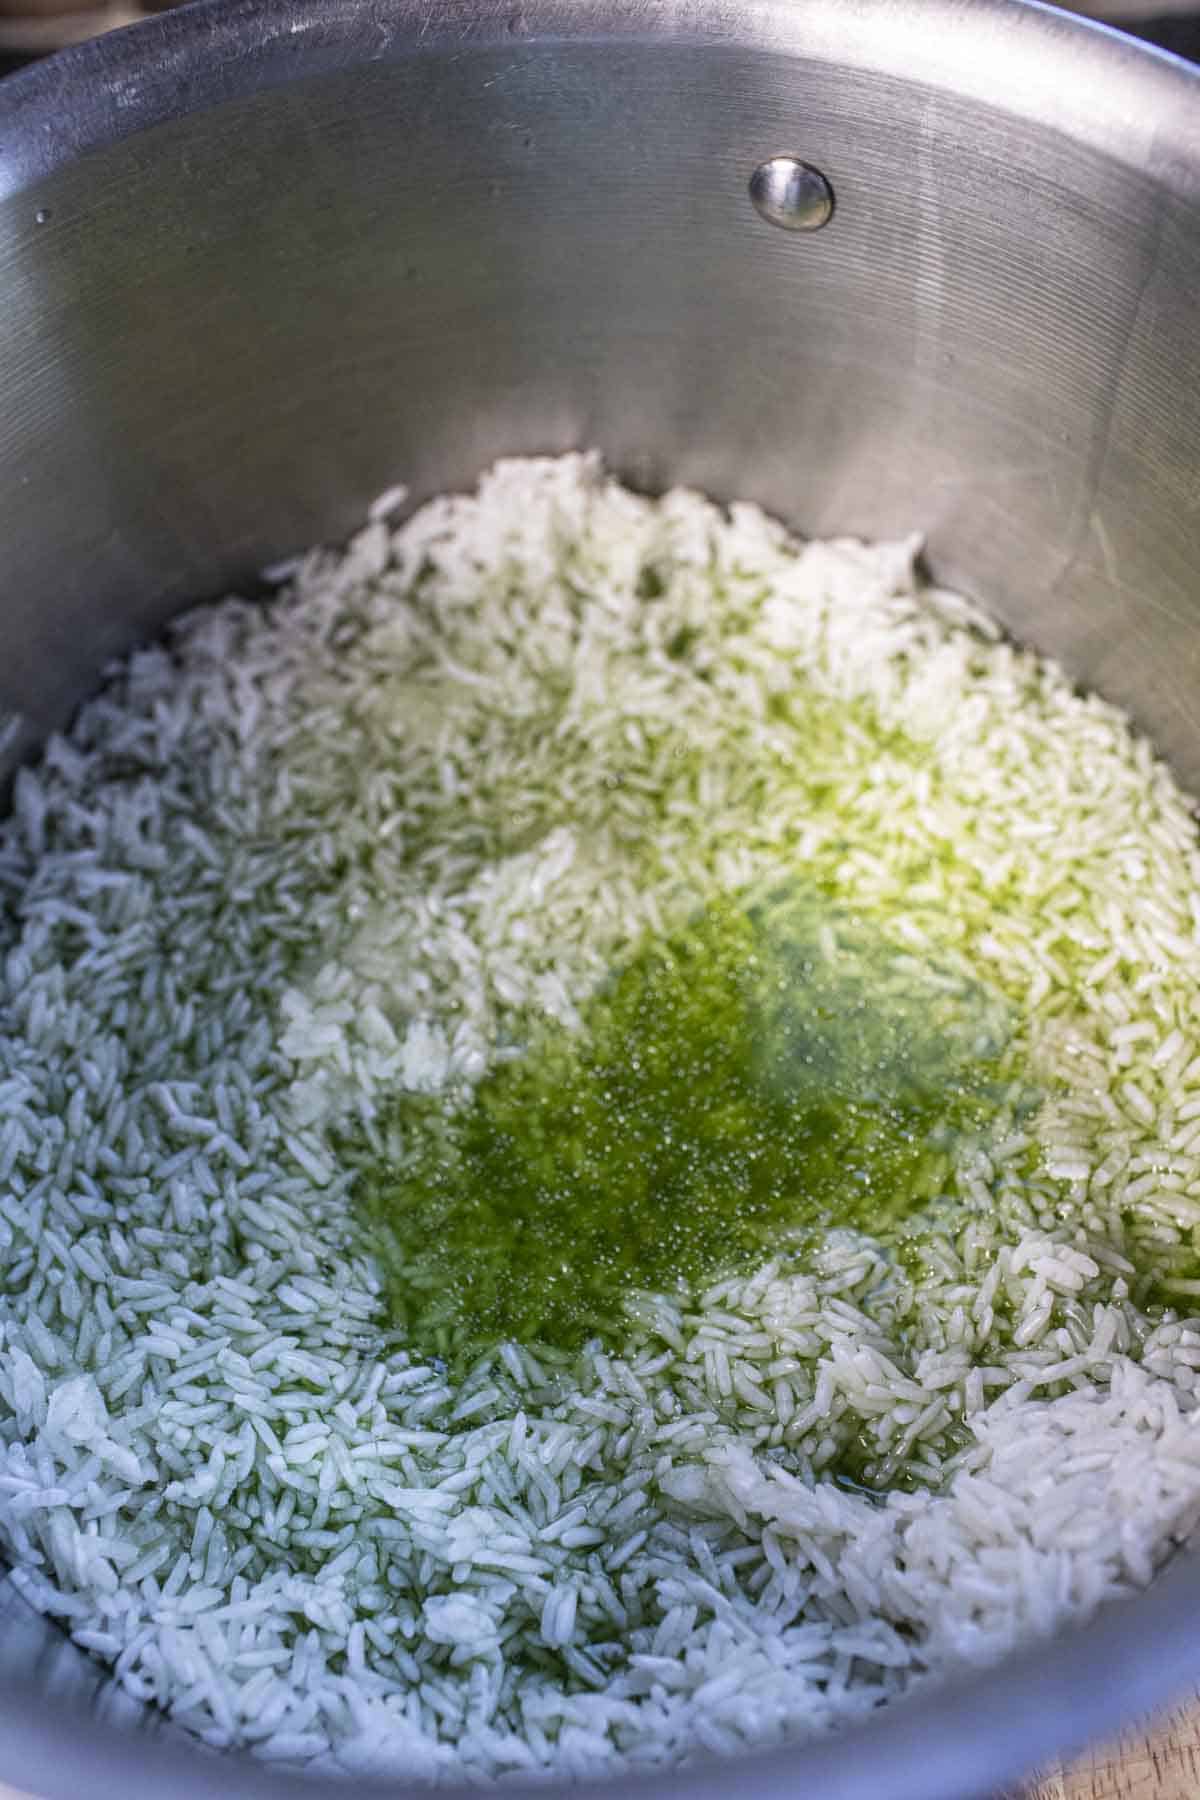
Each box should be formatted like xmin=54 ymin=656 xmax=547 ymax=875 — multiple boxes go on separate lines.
xmin=4 ymin=1519 xmax=1200 ymax=1800
xmin=0 ymin=0 xmax=1198 ymax=200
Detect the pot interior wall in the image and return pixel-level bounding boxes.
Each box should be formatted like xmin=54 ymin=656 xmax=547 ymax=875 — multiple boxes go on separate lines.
xmin=0 ymin=32 xmax=1198 ymax=783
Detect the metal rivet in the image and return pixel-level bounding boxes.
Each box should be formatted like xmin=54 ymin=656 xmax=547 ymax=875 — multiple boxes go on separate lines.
xmin=34 ymin=207 xmax=51 ymax=226
xmin=749 ymin=157 xmax=834 ymax=232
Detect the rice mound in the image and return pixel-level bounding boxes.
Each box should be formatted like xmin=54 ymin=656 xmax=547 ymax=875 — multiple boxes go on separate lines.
xmin=2 ymin=453 xmax=1200 ymax=1779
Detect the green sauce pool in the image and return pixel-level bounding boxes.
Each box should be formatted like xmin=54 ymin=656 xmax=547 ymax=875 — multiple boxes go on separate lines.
xmin=354 ymin=884 xmax=1037 ymax=1364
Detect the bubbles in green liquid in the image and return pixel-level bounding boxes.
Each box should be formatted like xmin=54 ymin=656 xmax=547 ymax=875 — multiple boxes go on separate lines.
xmin=354 ymin=884 xmax=1034 ymax=1362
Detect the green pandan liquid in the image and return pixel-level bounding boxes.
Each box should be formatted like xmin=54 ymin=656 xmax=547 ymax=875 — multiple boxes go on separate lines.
xmin=355 ymin=884 xmax=1035 ymax=1362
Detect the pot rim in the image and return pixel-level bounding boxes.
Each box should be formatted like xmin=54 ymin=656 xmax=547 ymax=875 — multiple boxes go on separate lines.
xmin=0 ymin=2 xmax=1199 ymax=1797
xmin=0 ymin=0 xmax=1198 ymax=197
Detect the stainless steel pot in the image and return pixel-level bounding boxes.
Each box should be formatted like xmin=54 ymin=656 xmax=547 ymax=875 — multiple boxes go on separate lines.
xmin=0 ymin=2 xmax=1198 ymax=1795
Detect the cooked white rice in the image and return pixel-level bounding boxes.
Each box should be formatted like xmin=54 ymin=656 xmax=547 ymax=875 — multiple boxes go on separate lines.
xmin=2 ymin=452 xmax=1200 ymax=1780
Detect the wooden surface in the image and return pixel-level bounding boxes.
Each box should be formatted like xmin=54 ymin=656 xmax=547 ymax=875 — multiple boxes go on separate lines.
xmin=1020 ymin=1692 xmax=1200 ymax=1800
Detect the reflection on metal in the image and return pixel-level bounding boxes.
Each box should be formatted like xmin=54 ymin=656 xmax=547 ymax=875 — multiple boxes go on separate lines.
xmin=749 ymin=156 xmax=834 ymax=230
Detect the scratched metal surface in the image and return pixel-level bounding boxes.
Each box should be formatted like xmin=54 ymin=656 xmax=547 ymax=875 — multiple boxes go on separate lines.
xmin=0 ymin=0 xmax=1197 ymax=805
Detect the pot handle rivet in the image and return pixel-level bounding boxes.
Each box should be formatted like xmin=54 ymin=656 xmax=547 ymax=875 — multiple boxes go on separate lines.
xmin=749 ymin=157 xmax=834 ymax=231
